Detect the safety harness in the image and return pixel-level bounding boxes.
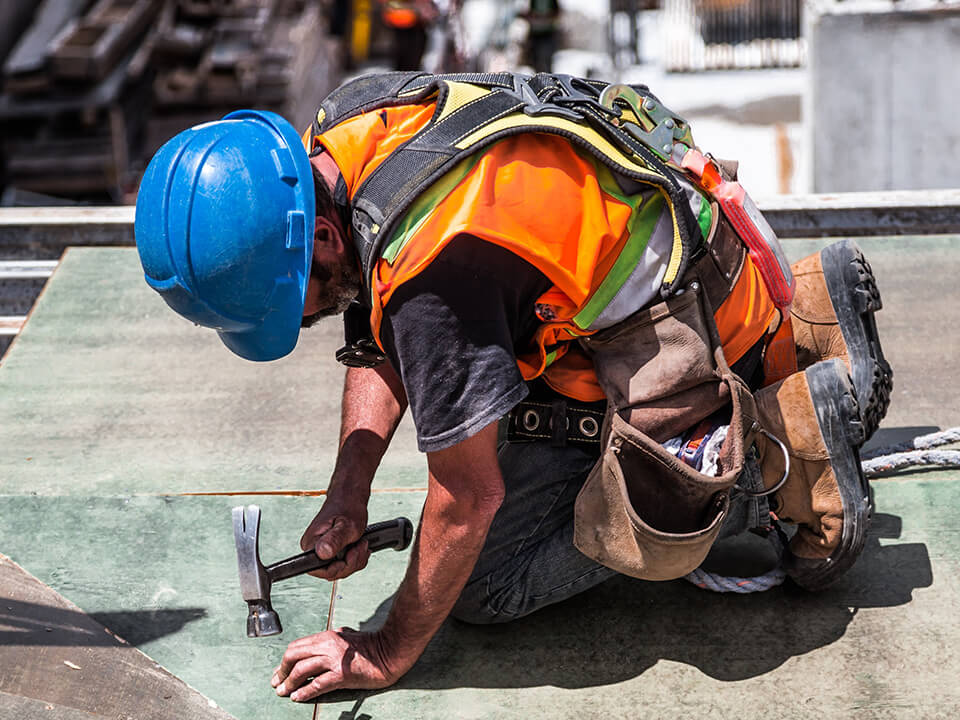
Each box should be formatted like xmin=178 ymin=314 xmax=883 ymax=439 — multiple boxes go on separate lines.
xmin=313 ymin=70 xmax=707 ymax=300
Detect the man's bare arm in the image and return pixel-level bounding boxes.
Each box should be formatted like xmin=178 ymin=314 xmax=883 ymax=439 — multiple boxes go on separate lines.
xmin=377 ymin=420 xmax=505 ymax=671
xmin=299 ymin=362 xmax=408 ymax=578
xmin=273 ymin=421 xmax=505 ymax=699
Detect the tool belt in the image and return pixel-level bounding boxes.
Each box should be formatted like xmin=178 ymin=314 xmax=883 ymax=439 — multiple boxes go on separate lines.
xmin=573 ymin=210 xmax=759 ymax=582
xmin=504 ymin=211 xmax=743 ymax=452
xmin=505 ymin=396 xmax=606 ymax=447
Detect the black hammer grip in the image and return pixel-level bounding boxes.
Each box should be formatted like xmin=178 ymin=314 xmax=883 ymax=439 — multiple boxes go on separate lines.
xmin=265 ymin=517 xmax=414 ymax=583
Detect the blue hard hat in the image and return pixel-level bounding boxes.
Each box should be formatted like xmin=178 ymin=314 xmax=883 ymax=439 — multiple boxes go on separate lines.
xmin=134 ymin=109 xmax=315 ymax=361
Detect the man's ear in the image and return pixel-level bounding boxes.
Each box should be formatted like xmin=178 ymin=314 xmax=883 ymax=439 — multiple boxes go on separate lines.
xmin=313 ymin=214 xmax=342 ymax=251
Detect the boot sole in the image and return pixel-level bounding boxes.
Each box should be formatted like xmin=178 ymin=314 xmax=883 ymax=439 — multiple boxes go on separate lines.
xmin=821 ymin=239 xmax=893 ymax=442
xmin=788 ymin=358 xmax=870 ymax=590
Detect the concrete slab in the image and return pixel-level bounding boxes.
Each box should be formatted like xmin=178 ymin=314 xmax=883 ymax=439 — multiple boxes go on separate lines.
xmin=0 ymin=552 xmax=236 ymax=720
xmin=0 ymin=691 xmax=119 ymax=720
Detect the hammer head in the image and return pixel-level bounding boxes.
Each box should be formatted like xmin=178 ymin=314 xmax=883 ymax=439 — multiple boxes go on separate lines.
xmin=232 ymin=505 xmax=282 ymax=637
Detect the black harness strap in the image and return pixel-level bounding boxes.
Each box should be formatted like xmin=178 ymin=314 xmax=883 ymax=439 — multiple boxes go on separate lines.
xmin=317 ymin=71 xmax=428 ymax=132
xmin=317 ymin=71 xmax=705 ymax=298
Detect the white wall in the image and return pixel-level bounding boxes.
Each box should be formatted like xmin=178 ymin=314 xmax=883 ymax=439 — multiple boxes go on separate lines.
xmin=808 ymin=2 xmax=960 ymax=192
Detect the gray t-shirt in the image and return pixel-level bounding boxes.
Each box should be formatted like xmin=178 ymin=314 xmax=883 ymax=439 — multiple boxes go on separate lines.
xmin=379 ymin=236 xmax=552 ymax=452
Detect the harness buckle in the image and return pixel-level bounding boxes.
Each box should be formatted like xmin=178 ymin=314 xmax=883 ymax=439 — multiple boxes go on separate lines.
xmin=515 ymin=74 xmax=620 ymax=123
xmin=511 ymin=74 xmax=582 ymax=121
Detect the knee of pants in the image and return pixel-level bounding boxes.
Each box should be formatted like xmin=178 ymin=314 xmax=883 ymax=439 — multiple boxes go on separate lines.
xmin=450 ymin=580 xmax=515 ymax=626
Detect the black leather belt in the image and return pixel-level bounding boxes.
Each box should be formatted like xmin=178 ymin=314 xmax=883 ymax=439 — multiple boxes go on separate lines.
xmin=505 ymin=397 xmax=606 ymax=447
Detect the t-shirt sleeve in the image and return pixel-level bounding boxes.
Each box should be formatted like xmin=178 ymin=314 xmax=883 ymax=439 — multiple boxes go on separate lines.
xmin=378 ymin=236 xmax=550 ymax=453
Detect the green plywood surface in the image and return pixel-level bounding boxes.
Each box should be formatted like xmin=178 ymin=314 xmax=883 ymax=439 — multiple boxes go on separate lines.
xmin=316 ymin=479 xmax=957 ymax=719
xmin=0 ymin=495 xmax=337 ymax=720
xmin=1 ymin=236 xmax=960 ymax=719
xmin=0 ymin=247 xmax=426 ymax=496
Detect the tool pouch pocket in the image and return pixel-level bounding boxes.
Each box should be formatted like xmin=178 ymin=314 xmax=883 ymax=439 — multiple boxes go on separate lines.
xmin=581 ymin=279 xmax=729 ymax=443
xmin=575 ymin=279 xmax=758 ymax=580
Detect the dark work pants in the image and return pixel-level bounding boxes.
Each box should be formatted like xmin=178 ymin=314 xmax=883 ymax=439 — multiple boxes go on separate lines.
xmin=451 ymin=435 xmax=770 ymax=625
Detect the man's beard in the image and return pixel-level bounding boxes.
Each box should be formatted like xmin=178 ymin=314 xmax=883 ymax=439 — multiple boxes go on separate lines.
xmin=301 ymin=260 xmax=362 ymax=328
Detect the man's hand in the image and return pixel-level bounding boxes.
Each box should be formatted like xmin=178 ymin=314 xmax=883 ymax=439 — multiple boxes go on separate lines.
xmin=279 ymin=421 xmax=504 ymax=698
xmin=300 ymin=497 xmax=369 ymax=581
xmin=271 ymin=628 xmax=408 ymax=701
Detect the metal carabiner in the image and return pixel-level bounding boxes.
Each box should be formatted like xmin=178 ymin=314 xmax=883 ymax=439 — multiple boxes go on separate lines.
xmin=598 ymin=83 xmax=695 ymax=160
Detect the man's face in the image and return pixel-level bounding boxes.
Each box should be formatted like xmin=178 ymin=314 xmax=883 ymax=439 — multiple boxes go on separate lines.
xmin=301 ymin=214 xmax=361 ymax=327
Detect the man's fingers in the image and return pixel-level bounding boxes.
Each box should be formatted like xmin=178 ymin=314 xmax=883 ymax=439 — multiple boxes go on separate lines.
xmin=306 ymin=558 xmax=347 ymax=580
xmin=299 ymin=516 xmax=334 ymax=552
xmin=275 ymin=656 xmax=332 ymax=697
xmin=290 ymin=672 xmax=345 ymax=702
xmin=275 ymin=637 xmax=327 ymax=682
xmin=305 ymin=538 xmax=368 ymax=580
xmin=313 ymin=517 xmax=358 ymax=560
xmin=343 ymin=540 xmax=370 ymax=572
xmin=271 ymin=636 xmax=317 ymax=685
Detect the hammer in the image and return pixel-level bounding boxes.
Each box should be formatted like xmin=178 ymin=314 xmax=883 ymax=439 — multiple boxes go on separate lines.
xmin=232 ymin=505 xmax=413 ymax=637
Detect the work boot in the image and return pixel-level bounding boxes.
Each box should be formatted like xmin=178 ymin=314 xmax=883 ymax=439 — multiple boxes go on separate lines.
xmin=754 ymin=358 xmax=870 ymax=590
xmin=789 ymin=239 xmax=893 ymax=441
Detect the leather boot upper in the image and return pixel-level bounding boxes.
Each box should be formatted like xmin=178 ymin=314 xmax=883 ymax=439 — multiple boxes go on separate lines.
xmin=754 ymin=371 xmax=845 ymax=561
xmin=789 ymin=252 xmax=850 ymax=372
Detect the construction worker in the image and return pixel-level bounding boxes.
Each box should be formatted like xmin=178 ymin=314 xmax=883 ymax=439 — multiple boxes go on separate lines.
xmin=134 ymin=72 xmax=891 ymax=699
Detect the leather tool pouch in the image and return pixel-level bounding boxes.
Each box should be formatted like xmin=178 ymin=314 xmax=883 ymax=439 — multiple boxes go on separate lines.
xmin=574 ymin=232 xmax=759 ymax=580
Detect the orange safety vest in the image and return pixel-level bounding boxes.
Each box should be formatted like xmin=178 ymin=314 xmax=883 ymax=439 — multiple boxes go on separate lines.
xmin=307 ymin=102 xmax=776 ymax=401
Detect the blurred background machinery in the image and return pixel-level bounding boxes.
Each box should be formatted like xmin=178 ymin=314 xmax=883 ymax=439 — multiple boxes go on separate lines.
xmin=0 ymin=0 xmax=333 ymax=205
xmin=0 ymin=0 xmax=811 ymax=206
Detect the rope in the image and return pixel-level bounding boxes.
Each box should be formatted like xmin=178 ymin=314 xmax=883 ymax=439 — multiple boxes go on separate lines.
xmin=863 ymin=449 xmax=960 ymax=477
xmin=861 ymin=427 xmax=960 ymax=459
xmin=861 ymin=426 xmax=960 ymax=478
xmin=685 ymin=564 xmax=787 ymax=593
xmin=683 ymin=528 xmax=787 ymax=594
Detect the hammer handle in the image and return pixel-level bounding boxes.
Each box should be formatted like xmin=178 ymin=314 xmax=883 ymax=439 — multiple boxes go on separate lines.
xmin=265 ymin=517 xmax=414 ymax=583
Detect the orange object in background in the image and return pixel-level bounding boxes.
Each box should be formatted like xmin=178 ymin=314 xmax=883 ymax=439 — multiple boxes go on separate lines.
xmin=383 ymin=6 xmax=419 ymax=28
xmin=380 ymin=0 xmax=436 ymax=28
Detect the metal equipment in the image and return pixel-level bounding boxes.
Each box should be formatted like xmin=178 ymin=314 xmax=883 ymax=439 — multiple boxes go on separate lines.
xmin=232 ymin=505 xmax=413 ymax=638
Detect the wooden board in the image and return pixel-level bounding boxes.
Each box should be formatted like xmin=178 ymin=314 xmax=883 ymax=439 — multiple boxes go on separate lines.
xmin=0 ymin=553 xmax=237 ymax=720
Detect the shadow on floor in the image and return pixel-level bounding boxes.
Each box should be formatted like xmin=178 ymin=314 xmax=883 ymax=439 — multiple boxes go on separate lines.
xmin=320 ymin=512 xmax=930 ymax=709
xmin=0 ymin=600 xmax=207 ymax=647
xmin=863 ymin=425 xmax=942 ymax=457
